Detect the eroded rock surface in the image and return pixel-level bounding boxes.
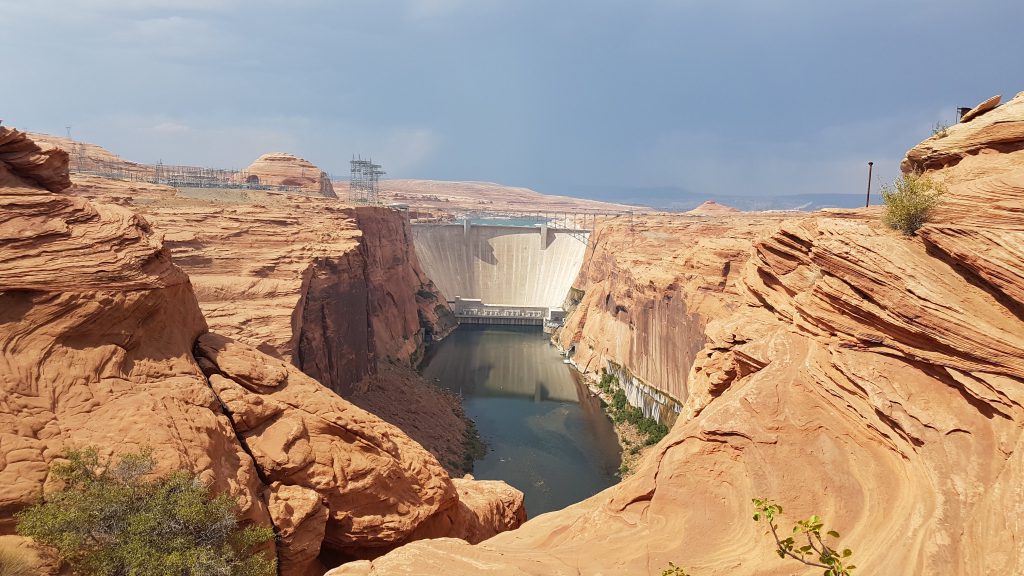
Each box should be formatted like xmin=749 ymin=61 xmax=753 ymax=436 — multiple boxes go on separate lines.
xmin=1 ymin=128 xmax=524 ymax=573
xmin=195 ymin=333 xmax=524 ymax=563
xmin=557 ymin=213 xmax=788 ymax=410
xmin=332 ymin=95 xmax=1024 ymax=574
xmin=82 ymin=186 xmax=464 ymax=470
xmin=0 ymin=126 xmax=269 ymax=537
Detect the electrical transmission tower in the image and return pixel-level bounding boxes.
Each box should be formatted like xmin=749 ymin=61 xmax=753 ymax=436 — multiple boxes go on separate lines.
xmin=65 ymin=126 xmax=87 ymax=173
xmin=349 ymin=155 xmax=385 ymax=203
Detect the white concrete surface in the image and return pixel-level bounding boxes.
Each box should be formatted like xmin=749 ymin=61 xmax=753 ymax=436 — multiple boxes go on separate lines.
xmin=412 ymin=224 xmax=588 ymax=309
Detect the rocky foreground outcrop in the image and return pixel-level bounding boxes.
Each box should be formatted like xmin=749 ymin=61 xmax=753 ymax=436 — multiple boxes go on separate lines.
xmin=0 ymin=128 xmax=523 ymax=574
xmin=0 ymin=126 xmax=268 ymax=542
xmin=331 ymin=94 xmax=1024 ymax=574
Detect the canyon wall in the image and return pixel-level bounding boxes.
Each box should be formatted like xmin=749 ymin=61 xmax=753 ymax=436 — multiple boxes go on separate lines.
xmin=0 ymin=128 xmax=523 ymax=575
xmin=124 ymin=198 xmax=453 ymax=393
xmin=82 ymin=188 xmax=464 ymax=470
xmin=331 ymin=93 xmax=1024 ymax=575
xmin=555 ymin=214 xmax=786 ymax=422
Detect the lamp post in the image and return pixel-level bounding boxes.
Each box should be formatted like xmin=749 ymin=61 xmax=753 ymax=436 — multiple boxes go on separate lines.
xmin=865 ymin=161 xmax=874 ymax=208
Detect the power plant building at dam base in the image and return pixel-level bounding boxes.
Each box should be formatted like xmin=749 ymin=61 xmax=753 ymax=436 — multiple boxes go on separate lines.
xmin=411 ymin=222 xmax=589 ymax=328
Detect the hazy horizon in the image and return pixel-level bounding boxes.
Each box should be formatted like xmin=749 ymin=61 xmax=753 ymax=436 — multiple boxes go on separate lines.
xmin=2 ymin=0 xmax=1021 ymax=204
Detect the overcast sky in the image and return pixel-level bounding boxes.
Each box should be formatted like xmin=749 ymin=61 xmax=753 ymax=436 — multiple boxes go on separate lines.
xmin=2 ymin=0 xmax=1021 ymax=201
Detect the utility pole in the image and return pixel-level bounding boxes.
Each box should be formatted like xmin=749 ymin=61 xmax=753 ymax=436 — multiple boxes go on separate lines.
xmin=865 ymin=161 xmax=874 ymax=208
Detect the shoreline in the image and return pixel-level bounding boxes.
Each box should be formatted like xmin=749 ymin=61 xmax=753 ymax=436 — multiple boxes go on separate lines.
xmin=578 ymin=372 xmax=660 ymax=478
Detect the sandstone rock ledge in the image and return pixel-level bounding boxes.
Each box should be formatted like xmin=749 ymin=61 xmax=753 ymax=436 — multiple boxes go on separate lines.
xmin=0 ymin=127 xmax=524 ymax=575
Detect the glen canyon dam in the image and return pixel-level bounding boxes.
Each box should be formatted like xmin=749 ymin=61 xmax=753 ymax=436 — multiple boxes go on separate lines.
xmin=412 ymin=222 xmax=589 ymax=324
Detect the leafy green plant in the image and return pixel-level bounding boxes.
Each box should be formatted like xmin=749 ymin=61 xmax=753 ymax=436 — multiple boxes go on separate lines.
xmin=0 ymin=541 xmax=34 ymax=576
xmin=881 ymin=172 xmax=947 ymax=235
xmin=660 ymin=561 xmax=689 ymax=576
xmin=752 ymin=498 xmax=855 ymax=576
xmin=612 ymin=388 xmax=628 ymax=411
xmin=16 ymin=448 xmax=276 ymax=576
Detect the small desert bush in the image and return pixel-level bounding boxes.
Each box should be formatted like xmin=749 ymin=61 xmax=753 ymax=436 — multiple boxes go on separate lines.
xmin=15 ymin=447 xmax=276 ymax=576
xmin=660 ymin=561 xmax=689 ymax=576
xmin=0 ymin=541 xmax=34 ymax=576
xmin=931 ymin=121 xmax=950 ymax=138
xmin=598 ymin=371 xmax=617 ymax=394
xmin=881 ymin=172 xmax=947 ymax=235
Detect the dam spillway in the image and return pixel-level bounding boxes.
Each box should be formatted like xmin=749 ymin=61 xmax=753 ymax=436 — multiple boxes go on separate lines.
xmin=411 ymin=223 xmax=589 ymax=325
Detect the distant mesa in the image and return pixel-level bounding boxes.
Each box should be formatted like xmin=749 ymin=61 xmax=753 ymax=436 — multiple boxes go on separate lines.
xmin=686 ymin=200 xmax=740 ymax=215
xmin=239 ymin=152 xmax=337 ymax=198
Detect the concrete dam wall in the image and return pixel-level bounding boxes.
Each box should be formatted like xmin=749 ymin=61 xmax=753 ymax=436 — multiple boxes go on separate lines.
xmin=411 ymin=224 xmax=588 ymax=320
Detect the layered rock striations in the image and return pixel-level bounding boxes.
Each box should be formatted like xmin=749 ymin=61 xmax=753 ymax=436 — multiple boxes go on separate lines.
xmin=332 ymin=94 xmax=1024 ymax=574
xmin=0 ymin=128 xmax=523 ymax=574
xmin=556 ymin=213 xmax=788 ymax=420
xmin=91 ymin=192 xmax=454 ymax=392
xmin=86 ymin=186 xmax=463 ymax=469
xmin=194 ymin=333 xmax=523 ymax=564
xmin=0 ymin=127 xmax=269 ymax=537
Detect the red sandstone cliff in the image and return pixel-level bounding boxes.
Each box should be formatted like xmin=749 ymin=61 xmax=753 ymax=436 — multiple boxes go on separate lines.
xmin=0 ymin=127 xmax=271 ymax=552
xmin=0 ymin=128 xmax=523 ymax=574
xmin=66 ymin=181 xmax=463 ymax=470
xmin=556 ymin=212 xmax=786 ymax=419
xmin=330 ymin=93 xmax=1024 ymax=575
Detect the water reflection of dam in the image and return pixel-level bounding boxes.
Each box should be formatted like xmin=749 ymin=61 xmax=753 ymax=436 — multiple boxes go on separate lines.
xmin=420 ymin=325 xmax=621 ymax=516
xmin=411 ymin=223 xmax=588 ymax=326
xmin=422 ymin=326 xmax=580 ymax=402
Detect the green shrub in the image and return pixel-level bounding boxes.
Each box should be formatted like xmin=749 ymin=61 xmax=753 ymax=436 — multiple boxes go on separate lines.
xmin=0 ymin=541 xmax=34 ymax=576
xmin=612 ymin=389 xmax=628 ymax=411
xmin=931 ymin=121 xmax=950 ymax=138
xmin=16 ymin=448 xmax=276 ymax=576
xmin=881 ymin=172 xmax=947 ymax=235
xmin=598 ymin=372 xmax=618 ymax=394
xmin=603 ymin=386 xmax=670 ymax=446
